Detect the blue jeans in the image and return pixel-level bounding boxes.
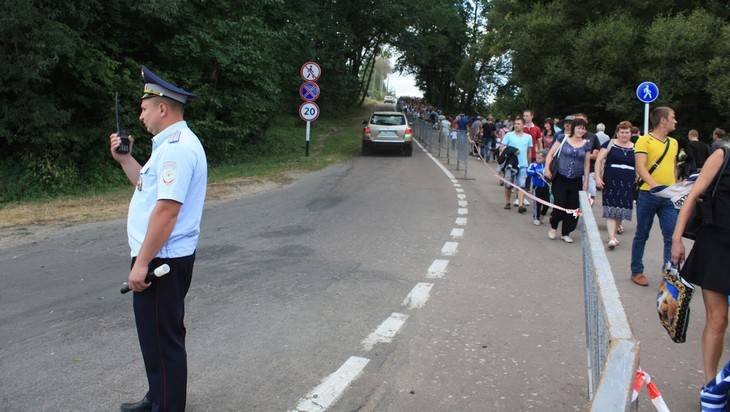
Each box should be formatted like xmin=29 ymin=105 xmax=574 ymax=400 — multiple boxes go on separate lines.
xmin=630 ymin=190 xmax=678 ymax=274
xmin=481 ymin=137 xmax=495 ymax=161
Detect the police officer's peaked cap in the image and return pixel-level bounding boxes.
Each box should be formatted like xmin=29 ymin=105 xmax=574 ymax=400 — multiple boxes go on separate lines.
xmin=141 ymin=66 xmax=197 ymax=105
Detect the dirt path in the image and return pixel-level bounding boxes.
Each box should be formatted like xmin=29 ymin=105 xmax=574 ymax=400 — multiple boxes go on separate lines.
xmin=0 ymin=172 xmax=305 ymax=250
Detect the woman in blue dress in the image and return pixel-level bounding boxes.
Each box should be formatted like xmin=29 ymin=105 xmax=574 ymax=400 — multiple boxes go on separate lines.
xmin=595 ymin=121 xmax=635 ymax=249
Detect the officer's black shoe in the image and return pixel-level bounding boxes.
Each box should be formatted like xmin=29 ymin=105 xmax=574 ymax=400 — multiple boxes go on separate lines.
xmin=120 ymin=396 xmax=152 ymax=412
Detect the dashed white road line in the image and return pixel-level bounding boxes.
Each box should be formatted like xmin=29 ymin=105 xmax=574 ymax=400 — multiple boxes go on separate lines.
xmin=441 ymin=241 xmax=458 ymax=256
xmin=427 ymin=259 xmax=449 ymax=278
xmin=292 ymin=135 xmax=472 ymax=412
xmin=362 ymin=313 xmax=410 ymax=351
xmin=291 ymin=356 xmax=370 ymax=412
xmin=402 ymin=283 xmax=434 ymax=309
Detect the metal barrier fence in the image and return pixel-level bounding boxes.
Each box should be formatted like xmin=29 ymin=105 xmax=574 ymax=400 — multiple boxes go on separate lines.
xmin=579 ymin=192 xmax=639 ymax=411
xmin=409 ymin=117 xmax=473 ymax=178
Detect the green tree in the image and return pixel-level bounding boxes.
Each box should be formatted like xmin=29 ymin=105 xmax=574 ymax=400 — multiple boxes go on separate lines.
xmin=485 ymin=0 xmax=730 ymax=135
xmin=641 ymin=10 xmax=724 ymax=136
xmin=707 ymin=25 xmax=730 ymax=119
xmin=395 ymin=0 xmax=470 ymax=111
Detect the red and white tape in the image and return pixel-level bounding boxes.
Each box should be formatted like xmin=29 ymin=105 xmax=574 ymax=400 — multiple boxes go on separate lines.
xmin=632 ymin=369 xmax=670 ymax=412
xmin=470 ymin=145 xmax=582 ymax=218
xmin=492 ymin=170 xmax=582 ymax=218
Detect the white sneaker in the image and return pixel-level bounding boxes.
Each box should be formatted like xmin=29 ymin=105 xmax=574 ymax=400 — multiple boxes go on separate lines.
xmin=523 ymin=199 xmax=531 ymax=206
xmin=533 ymin=219 xmax=541 ymax=226
xmin=561 ymin=235 xmax=574 ymax=243
xmin=513 ymin=199 xmax=520 ymax=206
xmin=548 ymin=229 xmax=557 ymax=239
xmin=607 ymin=239 xmax=619 ymax=250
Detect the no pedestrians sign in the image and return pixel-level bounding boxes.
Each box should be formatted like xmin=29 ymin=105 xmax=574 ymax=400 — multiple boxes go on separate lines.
xmin=300 ymin=61 xmax=321 ymax=82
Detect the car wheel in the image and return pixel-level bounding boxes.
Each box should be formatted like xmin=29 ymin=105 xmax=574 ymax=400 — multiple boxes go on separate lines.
xmin=403 ymin=143 xmax=413 ymax=157
xmin=361 ymin=143 xmax=370 ymax=156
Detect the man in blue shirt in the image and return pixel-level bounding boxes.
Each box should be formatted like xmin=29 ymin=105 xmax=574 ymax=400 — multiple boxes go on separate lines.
xmin=500 ymin=116 xmax=533 ymax=213
xmin=110 ymin=66 xmax=207 ymax=412
xmin=456 ymin=112 xmax=470 ymax=130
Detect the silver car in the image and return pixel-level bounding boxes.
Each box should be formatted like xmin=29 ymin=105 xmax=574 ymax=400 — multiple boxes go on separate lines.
xmin=361 ymin=111 xmax=413 ymax=156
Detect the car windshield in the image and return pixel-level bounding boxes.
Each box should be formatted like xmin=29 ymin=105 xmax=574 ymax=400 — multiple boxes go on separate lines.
xmin=371 ymin=115 xmax=405 ymax=126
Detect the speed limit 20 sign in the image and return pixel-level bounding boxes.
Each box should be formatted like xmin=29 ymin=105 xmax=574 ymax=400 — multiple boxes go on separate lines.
xmin=299 ymin=102 xmax=320 ymax=122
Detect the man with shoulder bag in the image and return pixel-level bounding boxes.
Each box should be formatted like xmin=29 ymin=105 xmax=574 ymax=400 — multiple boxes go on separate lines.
xmin=630 ymin=107 xmax=679 ymax=286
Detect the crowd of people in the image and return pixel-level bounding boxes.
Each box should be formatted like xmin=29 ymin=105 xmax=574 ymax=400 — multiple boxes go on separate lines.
xmin=401 ymin=98 xmax=730 ymax=396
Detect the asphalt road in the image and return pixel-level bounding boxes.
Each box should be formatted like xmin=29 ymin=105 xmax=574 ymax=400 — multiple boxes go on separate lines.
xmin=0 ymin=120 xmax=460 ymax=410
xmin=0 ymin=109 xmax=710 ymax=411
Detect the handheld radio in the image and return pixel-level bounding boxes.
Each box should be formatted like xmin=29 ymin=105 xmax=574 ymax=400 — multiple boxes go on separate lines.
xmin=115 ymin=92 xmax=130 ymax=154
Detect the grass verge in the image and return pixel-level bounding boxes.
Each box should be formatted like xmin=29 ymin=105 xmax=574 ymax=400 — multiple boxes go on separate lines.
xmin=0 ymin=103 xmax=371 ymax=229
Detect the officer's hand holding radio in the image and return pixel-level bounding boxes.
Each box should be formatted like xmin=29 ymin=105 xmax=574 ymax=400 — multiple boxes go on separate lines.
xmin=110 ymin=132 xmax=135 ymax=163
xmin=110 ymin=132 xmax=142 ymax=187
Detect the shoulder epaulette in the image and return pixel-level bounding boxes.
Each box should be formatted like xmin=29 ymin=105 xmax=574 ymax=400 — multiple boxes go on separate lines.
xmin=168 ymin=131 xmax=181 ymax=144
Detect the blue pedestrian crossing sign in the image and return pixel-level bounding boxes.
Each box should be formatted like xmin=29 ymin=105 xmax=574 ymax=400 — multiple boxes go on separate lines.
xmin=636 ymin=81 xmax=659 ymax=103
xmin=299 ymin=81 xmax=320 ymax=102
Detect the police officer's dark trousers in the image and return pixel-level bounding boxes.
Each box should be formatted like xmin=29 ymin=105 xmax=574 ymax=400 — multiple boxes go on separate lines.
xmin=131 ymin=254 xmax=195 ymax=412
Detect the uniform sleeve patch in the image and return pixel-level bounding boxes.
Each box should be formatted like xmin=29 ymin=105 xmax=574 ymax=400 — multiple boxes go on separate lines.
xmin=162 ymin=161 xmax=177 ymax=186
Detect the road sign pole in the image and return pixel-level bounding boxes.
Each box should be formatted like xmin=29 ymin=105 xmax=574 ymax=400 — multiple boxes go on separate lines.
xmin=305 ymin=121 xmax=311 ymax=157
xmin=636 ymin=81 xmax=658 ymax=135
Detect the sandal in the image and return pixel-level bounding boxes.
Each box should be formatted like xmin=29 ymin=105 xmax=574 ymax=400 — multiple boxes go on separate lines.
xmin=617 ymin=224 xmax=624 ymax=234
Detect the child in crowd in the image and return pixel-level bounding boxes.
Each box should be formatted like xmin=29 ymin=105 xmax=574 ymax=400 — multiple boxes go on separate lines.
xmin=527 ymin=150 xmax=550 ymax=225
xmin=450 ymin=116 xmax=458 ymax=150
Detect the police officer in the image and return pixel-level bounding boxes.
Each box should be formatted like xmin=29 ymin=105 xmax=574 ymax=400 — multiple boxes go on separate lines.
xmin=110 ymin=66 xmax=207 ymax=412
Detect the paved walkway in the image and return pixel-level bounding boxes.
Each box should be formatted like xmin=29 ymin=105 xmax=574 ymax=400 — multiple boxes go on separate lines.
xmin=413 ymin=134 xmax=712 ymax=411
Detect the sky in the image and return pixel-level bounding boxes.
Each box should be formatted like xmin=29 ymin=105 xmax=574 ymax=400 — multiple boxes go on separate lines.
xmin=387 ymin=70 xmax=423 ymax=98
xmin=384 ymin=50 xmax=424 ymax=98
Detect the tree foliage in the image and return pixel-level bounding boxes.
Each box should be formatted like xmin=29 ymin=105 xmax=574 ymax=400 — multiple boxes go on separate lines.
xmin=0 ymin=0 xmax=411 ymax=202
xmin=3 ymin=0 xmax=730 ymax=202
xmin=485 ymin=0 xmax=730 ymax=137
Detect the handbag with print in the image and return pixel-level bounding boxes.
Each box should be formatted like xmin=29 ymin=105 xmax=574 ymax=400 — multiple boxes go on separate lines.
xmin=656 ymin=263 xmax=694 ymax=343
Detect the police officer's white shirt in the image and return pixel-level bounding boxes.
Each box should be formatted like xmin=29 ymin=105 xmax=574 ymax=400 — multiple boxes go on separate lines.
xmin=127 ymin=121 xmax=207 ymax=258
